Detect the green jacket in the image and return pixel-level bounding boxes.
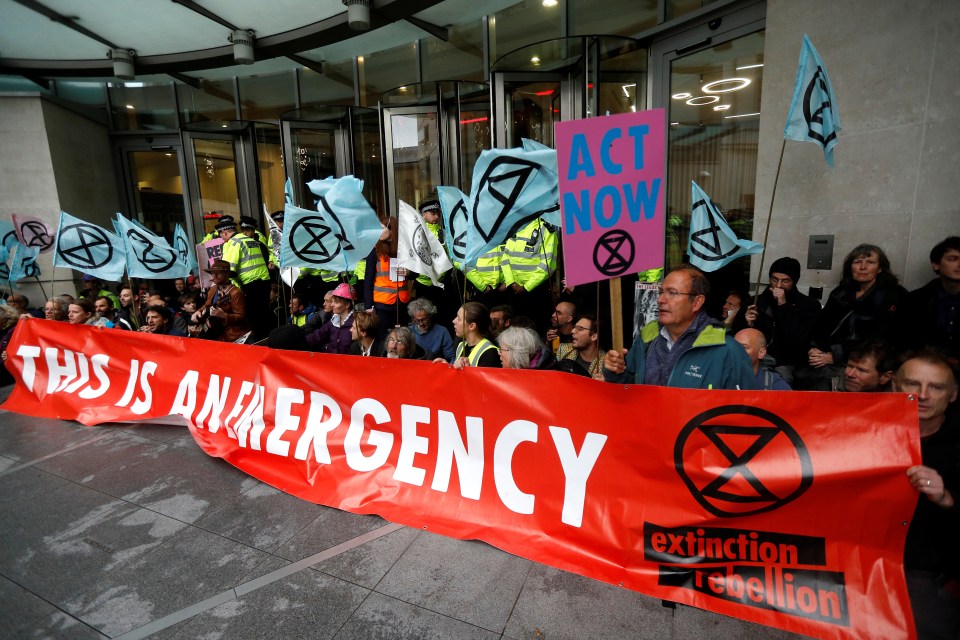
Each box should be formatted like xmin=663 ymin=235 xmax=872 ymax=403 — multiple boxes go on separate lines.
xmin=604 ymin=320 xmax=756 ymax=390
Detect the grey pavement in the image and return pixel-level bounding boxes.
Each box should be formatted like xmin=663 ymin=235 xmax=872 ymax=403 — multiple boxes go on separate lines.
xmin=0 ymin=384 xmax=811 ymax=640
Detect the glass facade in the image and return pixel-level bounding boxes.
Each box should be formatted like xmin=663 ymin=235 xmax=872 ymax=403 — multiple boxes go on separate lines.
xmin=78 ymin=0 xmax=763 ymax=274
xmin=666 ymin=30 xmax=764 ymax=266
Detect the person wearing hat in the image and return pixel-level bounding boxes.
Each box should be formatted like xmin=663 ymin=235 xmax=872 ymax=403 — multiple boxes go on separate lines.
xmin=203 ymin=214 xmax=236 ymax=243
xmin=305 ymin=282 xmax=356 ymax=354
xmin=740 ymin=256 xmax=822 ymax=383
xmin=78 ymin=274 xmax=121 ymax=311
xmin=192 ymin=259 xmax=250 ymax=342
xmin=222 ymin=215 xmax=273 ymax=340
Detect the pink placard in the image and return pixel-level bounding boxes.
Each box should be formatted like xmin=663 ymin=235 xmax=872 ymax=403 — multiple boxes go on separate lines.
xmin=557 ymin=109 xmax=666 ymax=286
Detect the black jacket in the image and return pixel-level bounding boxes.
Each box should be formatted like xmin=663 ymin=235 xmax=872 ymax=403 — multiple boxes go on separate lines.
xmin=811 ymin=283 xmax=908 ymax=364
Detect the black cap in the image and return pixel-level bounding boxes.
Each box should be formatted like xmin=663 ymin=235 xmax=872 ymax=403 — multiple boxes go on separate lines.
xmin=214 ymin=219 xmax=236 ymax=232
xmin=769 ymin=257 xmax=801 ymax=283
xmin=239 ymin=216 xmax=258 ymax=230
xmin=270 ymin=210 xmax=284 ymax=221
xmin=418 ymin=199 xmax=441 ymax=215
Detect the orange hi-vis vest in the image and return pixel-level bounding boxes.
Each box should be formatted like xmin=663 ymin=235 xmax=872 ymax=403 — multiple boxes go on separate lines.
xmin=372 ymin=253 xmax=411 ymax=306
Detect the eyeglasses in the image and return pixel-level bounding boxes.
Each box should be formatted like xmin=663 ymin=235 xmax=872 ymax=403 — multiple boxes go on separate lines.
xmin=571 ymin=325 xmax=593 ymax=333
xmin=412 ymin=317 xmax=430 ymax=325
xmin=657 ymin=287 xmax=697 ymax=300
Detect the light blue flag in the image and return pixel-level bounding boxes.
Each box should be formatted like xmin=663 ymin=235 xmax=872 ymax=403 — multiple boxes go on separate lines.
xmin=459 ymin=140 xmax=559 ymax=264
xmin=785 ymin=35 xmax=842 ymax=167
xmin=0 ymin=219 xmax=17 ymax=255
xmin=522 ymin=139 xmax=562 ymax=227
xmin=174 ymin=224 xmax=199 ymax=275
xmin=438 ymin=186 xmax=471 ymax=265
xmin=114 ymin=213 xmax=190 ymax=279
xmin=687 ymin=181 xmax=763 ymax=272
xmin=284 ymin=177 xmax=295 ymax=205
xmin=281 ymin=176 xmax=379 ymax=272
xmin=9 ymin=242 xmax=41 ymax=282
xmin=53 ymin=211 xmax=127 ymax=281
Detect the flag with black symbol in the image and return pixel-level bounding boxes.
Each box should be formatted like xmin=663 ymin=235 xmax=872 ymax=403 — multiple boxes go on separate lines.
xmin=458 ymin=140 xmax=559 ymax=265
xmin=173 ymin=224 xmax=198 ymax=275
xmin=9 ymin=242 xmax=41 ymax=282
xmin=11 ymin=213 xmax=56 ymax=254
xmin=785 ymin=35 xmax=842 ymax=167
xmin=397 ymin=200 xmax=452 ymax=287
xmin=281 ymin=176 xmax=380 ymax=271
xmin=266 ymin=204 xmax=299 ymax=288
xmin=438 ymin=186 xmax=470 ymax=266
xmin=687 ymin=181 xmax=762 ymax=272
xmin=53 ymin=211 xmax=127 ymax=281
xmin=114 ymin=214 xmax=189 ymax=279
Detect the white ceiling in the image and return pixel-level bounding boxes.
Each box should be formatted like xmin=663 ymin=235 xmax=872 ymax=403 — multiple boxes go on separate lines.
xmin=0 ymin=0 xmax=521 ymax=82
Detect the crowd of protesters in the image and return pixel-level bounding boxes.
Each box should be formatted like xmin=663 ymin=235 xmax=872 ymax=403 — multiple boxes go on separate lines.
xmin=1 ymin=207 xmax=958 ymax=636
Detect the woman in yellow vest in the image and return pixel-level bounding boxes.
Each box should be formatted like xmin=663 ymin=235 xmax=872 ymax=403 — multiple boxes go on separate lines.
xmin=435 ymin=301 xmax=501 ymax=369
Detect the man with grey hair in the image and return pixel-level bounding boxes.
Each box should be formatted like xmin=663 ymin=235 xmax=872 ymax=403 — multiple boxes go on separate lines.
xmin=408 ymin=297 xmax=454 ymax=362
xmin=891 ymin=349 xmax=959 ymax=638
xmin=385 ymin=326 xmax=433 ymax=360
xmin=604 ymin=264 xmax=755 ymax=389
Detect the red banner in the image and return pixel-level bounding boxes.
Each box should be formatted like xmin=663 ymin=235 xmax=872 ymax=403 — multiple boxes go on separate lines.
xmin=2 ymin=319 xmax=920 ymax=639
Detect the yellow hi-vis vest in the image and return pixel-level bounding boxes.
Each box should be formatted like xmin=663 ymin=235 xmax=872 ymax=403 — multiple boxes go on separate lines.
xmin=501 ymin=218 xmax=557 ymax=291
xmin=463 ymin=245 xmax=503 ymax=290
xmin=222 ymin=234 xmax=269 ymax=285
xmin=455 ymin=337 xmax=498 ymax=366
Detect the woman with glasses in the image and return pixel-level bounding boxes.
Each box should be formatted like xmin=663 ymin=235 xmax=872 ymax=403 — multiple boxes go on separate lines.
xmin=497 ymin=326 xmax=556 ymax=370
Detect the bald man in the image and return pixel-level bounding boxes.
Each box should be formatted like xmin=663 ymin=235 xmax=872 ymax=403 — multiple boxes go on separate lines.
xmin=735 ymin=328 xmax=792 ymax=390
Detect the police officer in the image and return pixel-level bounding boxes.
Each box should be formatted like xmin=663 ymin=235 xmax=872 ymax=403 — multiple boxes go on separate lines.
xmin=222 ymin=215 xmax=273 ymax=339
xmin=500 ymin=217 xmax=558 ymax=333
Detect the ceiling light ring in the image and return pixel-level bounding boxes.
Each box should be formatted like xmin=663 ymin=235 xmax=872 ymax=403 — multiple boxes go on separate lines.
xmin=701 ymin=77 xmax=751 ymax=94
xmin=685 ymin=95 xmax=719 ymax=106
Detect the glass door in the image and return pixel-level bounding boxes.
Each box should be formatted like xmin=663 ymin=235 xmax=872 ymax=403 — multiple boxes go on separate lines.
xmin=383 ymin=107 xmax=442 ymax=214
xmin=115 ymin=136 xmax=191 ymax=242
xmin=494 ymin=75 xmax=567 ymax=149
xmin=651 ymin=3 xmax=765 ymax=280
xmin=183 ymin=133 xmax=244 ymax=239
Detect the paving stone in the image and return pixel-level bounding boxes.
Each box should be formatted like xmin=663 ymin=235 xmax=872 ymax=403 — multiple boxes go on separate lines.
xmin=14 ymin=609 xmax=109 ymax=639
xmin=0 ymin=414 xmax=104 ymax=463
xmin=62 ymin=525 xmax=269 ymax=637
xmin=0 ymin=574 xmax=58 ymax=635
xmin=80 ymin=443 xmax=258 ymax=524
xmin=169 ymin=568 xmax=369 ymax=640
xmin=0 ymin=483 xmax=188 ymax=605
xmin=194 ymin=482 xmax=326 ymax=553
xmin=34 ymin=430 xmax=161 ymax=481
xmin=0 ymin=464 xmax=70 ymax=514
xmin=274 ymin=506 xmax=387 ymax=561
xmin=671 ymin=602 xmax=813 ymax=640
xmin=311 ymin=525 xmax=419 ymax=589
xmin=335 ymin=592 xmax=500 ymax=640
xmin=376 ymin=532 xmax=531 ymax=633
xmin=0 ymin=453 xmax=17 ymax=473
xmin=502 ymin=563 xmax=673 ymax=640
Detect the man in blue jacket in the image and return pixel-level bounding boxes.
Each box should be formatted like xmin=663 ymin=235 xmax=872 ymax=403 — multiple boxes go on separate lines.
xmin=603 ymin=265 xmax=755 ymax=389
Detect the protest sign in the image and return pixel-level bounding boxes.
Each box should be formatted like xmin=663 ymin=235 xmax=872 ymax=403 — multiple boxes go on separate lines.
xmin=557 ymin=109 xmax=666 ymax=286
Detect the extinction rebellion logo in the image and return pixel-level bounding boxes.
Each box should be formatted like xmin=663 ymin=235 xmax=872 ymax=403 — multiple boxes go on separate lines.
xmin=645 ymin=406 xmax=848 ymax=627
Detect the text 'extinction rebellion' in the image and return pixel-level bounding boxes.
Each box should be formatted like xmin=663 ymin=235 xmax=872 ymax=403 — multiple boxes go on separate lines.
xmin=644 ymin=522 xmax=848 ymax=626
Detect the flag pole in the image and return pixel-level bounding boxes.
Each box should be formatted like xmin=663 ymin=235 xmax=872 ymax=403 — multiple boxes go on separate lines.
xmin=752 ymin=139 xmax=786 ymax=305
xmin=33 ymin=275 xmax=47 ymax=301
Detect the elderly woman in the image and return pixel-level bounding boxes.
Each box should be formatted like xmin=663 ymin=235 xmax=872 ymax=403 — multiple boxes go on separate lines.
xmin=386 ymin=326 xmax=433 ymax=360
xmin=802 ymin=243 xmax=908 ymax=390
xmin=67 ymin=299 xmax=97 ymax=325
xmin=44 ymin=297 xmax=68 ymax=321
xmin=497 ymin=326 xmax=556 ymax=370
xmin=349 ymin=311 xmax=383 ymax=357
xmin=306 ymin=283 xmax=356 ymax=354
